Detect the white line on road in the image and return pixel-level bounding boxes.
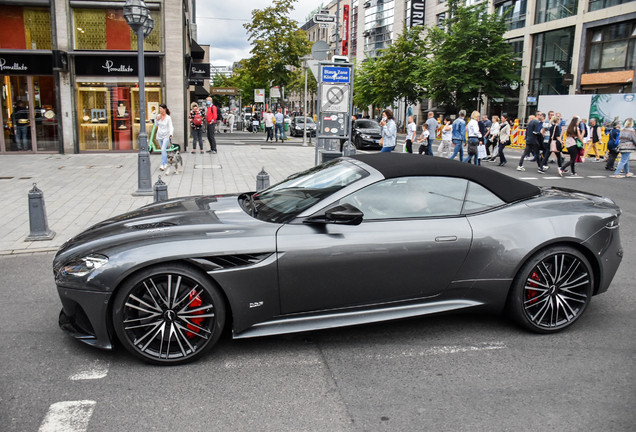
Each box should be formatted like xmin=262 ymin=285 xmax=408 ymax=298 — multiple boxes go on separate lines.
xmin=520 ymin=177 xmax=538 ymax=180
xmin=543 ymin=177 xmax=561 ymax=179
xmin=38 ymin=400 xmax=96 ymax=432
xmin=587 ymin=175 xmax=607 ymax=178
xmin=367 ymin=342 xmax=506 ymax=360
xmin=69 ymin=360 xmax=110 ymax=381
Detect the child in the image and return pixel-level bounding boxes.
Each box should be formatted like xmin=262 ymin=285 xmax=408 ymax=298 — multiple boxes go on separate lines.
xmin=405 ymin=116 xmax=416 ymax=153
xmin=252 ymin=117 xmax=260 ymax=133
xmin=417 ymin=124 xmax=430 ymax=155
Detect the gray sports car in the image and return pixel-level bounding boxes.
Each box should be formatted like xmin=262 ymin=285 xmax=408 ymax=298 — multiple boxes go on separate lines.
xmin=53 ymin=154 xmax=623 ymax=365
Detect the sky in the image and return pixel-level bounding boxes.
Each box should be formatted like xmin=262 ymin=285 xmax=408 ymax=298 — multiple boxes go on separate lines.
xmin=196 ymin=0 xmax=328 ymax=67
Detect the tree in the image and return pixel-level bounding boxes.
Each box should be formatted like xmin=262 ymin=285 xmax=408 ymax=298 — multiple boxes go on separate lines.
xmin=243 ymin=0 xmax=312 ymax=91
xmin=419 ymin=0 xmax=520 ymax=112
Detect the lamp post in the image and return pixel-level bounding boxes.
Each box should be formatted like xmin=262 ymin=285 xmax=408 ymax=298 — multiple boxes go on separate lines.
xmin=124 ymin=0 xmax=154 ymax=196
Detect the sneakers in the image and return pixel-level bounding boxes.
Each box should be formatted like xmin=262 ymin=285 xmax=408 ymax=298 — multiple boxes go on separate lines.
xmin=538 ymin=169 xmax=545 ymax=174
xmin=558 ymin=168 xmax=563 ymax=177
xmin=562 ymin=168 xmax=569 ymax=174
xmin=570 ymin=173 xmax=580 ymax=177
xmin=516 ymin=166 xmax=525 ymax=171
xmin=159 ymin=164 xmax=164 ymax=171
xmin=626 ymin=173 xmax=634 ymax=177
xmin=611 ymin=174 xmax=624 ymax=178
xmin=593 ymin=159 xmax=601 ymax=162
xmin=542 ymin=165 xmax=549 ymax=170
xmin=191 ymin=150 xmax=196 ymax=154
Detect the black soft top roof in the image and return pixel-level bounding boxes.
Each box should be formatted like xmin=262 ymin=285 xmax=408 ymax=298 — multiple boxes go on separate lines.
xmin=349 ymin=153 xmax=540 ymax=204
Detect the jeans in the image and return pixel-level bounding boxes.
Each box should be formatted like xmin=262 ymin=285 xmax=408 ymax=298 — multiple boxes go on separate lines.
xmin=380 ymin=146 xmax=395 ymax=153
xmin=16 ymin=125 xmax=29 ymax=150
xmin=275 ymin=123 xmax=283 ymax=140
xmin=191 ymin=127 xmax=203 ymax=150
xmin=160 ymin=137 xmax=170 ymax=166
xmin=449 ymin=140 xmax=463 ymax=160
xmin=207 ymin=122 xmax=216 ymax=151
xmin=498 ymin=142 xmax=507 ymax=163
xmin=265 ymin=126 xmax=273 ymax=141
xmin=614 ymin=152 xmax=630 ymax=175
xmin=427 ymin=137 xmax=435 ymax=156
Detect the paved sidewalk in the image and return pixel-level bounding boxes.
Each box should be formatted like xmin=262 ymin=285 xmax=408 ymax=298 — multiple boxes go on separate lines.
xmin=0 ymin=132 xmax=315 ymax=254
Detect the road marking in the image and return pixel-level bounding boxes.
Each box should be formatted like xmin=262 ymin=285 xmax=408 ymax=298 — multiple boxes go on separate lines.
xmin=39 ymin=400 xmax=96 ymax=432
xmin=69 ymin=360 xmax=110 ymax=380
xmin=564 ymin=176 xmax=584 ymax=179
xmin=587 ymin=175 xmax=607 ymax=178
xmin=366 ymin=342 xmax=506 ymax=360
xmin=543 ymin=176 xmax=561 ymax=179
xmin=520 ymin=177 xmax=538 ymax=180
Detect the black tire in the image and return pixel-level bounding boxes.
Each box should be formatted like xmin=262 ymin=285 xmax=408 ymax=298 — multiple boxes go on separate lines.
xmin=354 ymin=136 xmax=362 ymax=149
xmin=508 ymin=246 xmax=593 ymax=333
xmin=113 ymin=263 xmax=225 ymax=365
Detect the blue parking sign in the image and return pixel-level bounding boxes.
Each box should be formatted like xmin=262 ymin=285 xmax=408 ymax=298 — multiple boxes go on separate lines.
xmin=322 ymin=67 xmax=350 ymax=83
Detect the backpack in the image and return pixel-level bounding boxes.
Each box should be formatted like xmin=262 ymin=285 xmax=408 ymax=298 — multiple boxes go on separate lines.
xmin=192 ymin=110 xmax=203 ymax=127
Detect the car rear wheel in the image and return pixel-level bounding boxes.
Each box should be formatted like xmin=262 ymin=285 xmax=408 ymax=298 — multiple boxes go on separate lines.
xmin=113 ymin=263 xmax=225 ymax=365
xmin=508 ymin=246 xmax=593 ymax=333
xmin=355 ymin=136 xmax=362 ymax=149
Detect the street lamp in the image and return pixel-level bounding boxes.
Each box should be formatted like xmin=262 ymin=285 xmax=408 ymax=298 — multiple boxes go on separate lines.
xmin=124 ymin=0 xmax=154 ymax=196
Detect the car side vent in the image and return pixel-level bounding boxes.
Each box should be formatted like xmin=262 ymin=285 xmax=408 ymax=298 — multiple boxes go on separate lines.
xmin=130 ymin=222 xmax=177 ymax=230
xmin=194 ymin=253 xmax=272 ymax=270
xmin=75 ymin=304 xmax=95 ymax=336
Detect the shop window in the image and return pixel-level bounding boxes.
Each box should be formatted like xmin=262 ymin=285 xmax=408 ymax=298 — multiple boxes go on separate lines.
xmin=0 ymin=6 xmax=51 ymax=50
xmin=534 ymin=0 xmax=577 ymax=24
xmin=586 ymin=21 xmax=636 ymax=73
xmin=73 ymin=9 xmax=161 ymax=51
xmin=589 ymin=0 xmax=635 ymax=12
xmin=528 ymin=27 xmax=575 ymax=99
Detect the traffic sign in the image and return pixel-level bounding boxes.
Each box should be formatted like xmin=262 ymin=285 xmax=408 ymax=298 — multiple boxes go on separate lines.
xmin=321 ymin=84 xmax=349 ymax=113
xmin=311 ymin=40 xmax=330 ymax=61
xmin=319 ymin=23 xmax=331 ymax=28
xmin=313 ymin=14 xmax=336 ymax=23
xmin=322 ymin=66 xmax=350 ymax=83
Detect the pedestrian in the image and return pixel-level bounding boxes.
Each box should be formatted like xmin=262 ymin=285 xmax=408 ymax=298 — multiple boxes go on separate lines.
xmin=156 ymin=103 xmax=173 ymax=171
xmin=561 ymin=116 xmax=583 ymax=177
xmin=404 ymin=115 xmax=417 ymax=154
xmin=189 ymin=102 xmax=204 ymax=154
xmin=480 ymin=115 xmax=492 ymax=157
xmin=263 ymin=110 xmax=274 ymax=142
xmin=251 ymin=116 xmax=260 ymax=133
xmin=585 ymin=118 xmax=602 ymax=162
xmin=611 ymin=118 xmax=636 ymax=178
xmin=605 ymin=120 xmax=621 ymax=171
xmin=449 ymin=110 xmax=466 ymax=160
xmin=205 ymin=96 xmax=220 ymax=154
xmin=274 ymin=109 xmax=284 ymax=142
xmin=437 ymin=117 xmax=452 ymax=157
xmin=227 ymin=111 xmax=235 ymax=133
xmin=12 ymin=100 xmax=30 ymax=151
xmin=379 ymin=109 xmax=397 ymax=153
xmin=517 ymin=111 xmax=544 ymax=171
xmin=578 ymin=118 xmax=589 ymax=162
xmin=539 ymin=115 xmax=564 ymax=176
xmin=497 ymin=115 xmax=510 ymax=166
xmin=541 ymin=111 xmax=554 ymax=167
xmin=463 ymin=111 xmax=481 ymax=165
xmin=485 ymin=115 xmax=500 ymax=161
xmin=425 ymin=111 xmax=438 ymax=156
xmin=417 ymin=124 xmax=430 ymax=154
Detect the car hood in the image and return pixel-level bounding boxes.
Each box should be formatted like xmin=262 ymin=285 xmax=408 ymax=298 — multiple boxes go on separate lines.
xmin=357 ymin=128 xmax=381 ymax=135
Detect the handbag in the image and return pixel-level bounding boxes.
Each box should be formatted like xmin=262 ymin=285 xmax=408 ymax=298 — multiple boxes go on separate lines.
xmin=477 ymin=144 xmax=487 ymax=159
xmin=467 ymin=138 xmax=478 ymax=155
xmin=576 ymin=138 xmax=584 ymax=149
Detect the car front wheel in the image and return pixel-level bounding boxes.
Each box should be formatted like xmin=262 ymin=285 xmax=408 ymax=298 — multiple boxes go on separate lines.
xmin=508 ymin=246 xmax=593 ymax=333
xmin=113 ymin=263 xmax=225 ymax=365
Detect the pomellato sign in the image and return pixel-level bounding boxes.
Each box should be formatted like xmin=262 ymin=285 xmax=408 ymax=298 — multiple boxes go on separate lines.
xmin=75 ymin=55 xmax=161 ymax=76
xmin=0 ymin=53 xmax=53 ymax=75
xmin=0 ymin=58 xmax=28 ymax=71
xmin=189 ymin=63 xmax=210 ymax=79
xmin=102 ymin=60 xmax=134 ymax=73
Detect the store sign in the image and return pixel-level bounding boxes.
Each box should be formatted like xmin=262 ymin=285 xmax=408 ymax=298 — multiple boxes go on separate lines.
xmin=342 ymin=5 xmax=349 ymax=56
xmin=0 ymin=53 xmax=53 ymax=75
xmin=409 ymin=0 xmax=425 ymax=27
xmin=75 ymin=55 xmax=161 ymax=76
xmin=190 ymin=63 xmax=210 ymax=79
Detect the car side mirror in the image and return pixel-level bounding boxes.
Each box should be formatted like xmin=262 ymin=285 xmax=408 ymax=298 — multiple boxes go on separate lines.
xmin=325 ymin=203 xmax=363 ymax=225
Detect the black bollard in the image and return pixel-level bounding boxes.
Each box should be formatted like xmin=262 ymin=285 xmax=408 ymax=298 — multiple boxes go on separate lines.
xmin=153 ymin=176 xmax=168 ymax=202
xmin=256 ymin=167 xmax=270 ymax=191
xmin=25 ymin=183 xmax=55 ymax=241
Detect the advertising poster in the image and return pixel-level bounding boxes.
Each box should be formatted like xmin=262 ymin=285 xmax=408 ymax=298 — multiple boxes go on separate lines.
xmin=590 ymin=94 xmax=635 ymax=127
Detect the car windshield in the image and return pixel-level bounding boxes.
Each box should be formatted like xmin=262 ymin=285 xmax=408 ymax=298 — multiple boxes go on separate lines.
xmin=356 ymin=120 xmax=380 ymax=129
xmin=295 ymin=117 xmax=315 ymax=124
xmin=247 ymin=159 xmax=369 ymax=224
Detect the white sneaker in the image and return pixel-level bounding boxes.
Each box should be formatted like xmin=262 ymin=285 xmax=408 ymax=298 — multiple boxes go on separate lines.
xmin=516 ymin=166 xmax=525 ymax=172
xmin=542 ymin=165 xmax=549 ymax=170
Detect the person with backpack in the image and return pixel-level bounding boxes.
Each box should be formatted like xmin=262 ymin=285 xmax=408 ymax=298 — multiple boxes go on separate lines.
xmin=605 ymin=121 xmax=621 ymax=171
xmin=205 ymin=97 xmax=220 ymax=154
xmin=189 ymin=102 xmax=204 ymax=154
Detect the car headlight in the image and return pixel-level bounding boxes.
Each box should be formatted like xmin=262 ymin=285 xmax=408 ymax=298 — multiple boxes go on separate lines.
xmin=295 ymin=125 xmax=302 ymax=129
xmin=61 ymin=254 xmax=109 ymax=277
xmin=361 ymin=134 xmax=370 ymax=139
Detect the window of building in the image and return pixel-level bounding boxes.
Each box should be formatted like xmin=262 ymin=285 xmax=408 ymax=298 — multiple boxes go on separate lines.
xmin=73 ymin=8 xmax=161 ymax=51
xmin=589 ymin=0 xmax=635 ymax=12
xmin=534 ymin=0 xmax=577 ymax=24
xmin=495 ymin=0 xmax=526 ymax=30
xmin=586 ymin=21 xmax=636 ymax=72
xmin=352 ymin=2 xmax=358 ymax=57
xmin=436 ymin=13 xmax=445 ymax=29
xmin=528 ymin=27 xmax=575 ymax=101
xmin=363 ymin=0 xmax=395 ymax=58
xmin=0 ymin=6 xmax=51 ymax=50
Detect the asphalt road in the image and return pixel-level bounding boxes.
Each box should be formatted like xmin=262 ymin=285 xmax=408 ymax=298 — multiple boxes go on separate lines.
xmin=1 ymin=160 xmax=634 ymax=432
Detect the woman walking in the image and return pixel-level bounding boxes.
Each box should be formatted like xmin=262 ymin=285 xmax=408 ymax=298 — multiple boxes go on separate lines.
xmin=539 ymin=115 xmax=564 ymax=176
xmin=485 ymin=115 xmax=500 ymax=161
xmin=189 ymin=102 xmax=204 ymax=154
xmin=437 ymin=117 xmax=453 ymax=157
xmin=156 ymin=104 xmax=174 ymax=171
xmin=379 ymin=109 xmax=397 ymax=153
xmin=561 ymin=116 xmax=583 ymax=177
xmin=497 ymin=115 xmax=510 ymax=166
xmin=463 ymin=111 xmax=481 ymax=165
xmin=605 ymin=121 xmax=621 ymax=171
xmin=611 ymin=118 xmax=636 ymax=178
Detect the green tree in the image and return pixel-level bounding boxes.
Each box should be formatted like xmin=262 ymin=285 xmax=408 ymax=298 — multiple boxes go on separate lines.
xmin=420 ymin=0 xmax=519 ymax=111
xmin=243 ymin=0 xmax=312 ymax=91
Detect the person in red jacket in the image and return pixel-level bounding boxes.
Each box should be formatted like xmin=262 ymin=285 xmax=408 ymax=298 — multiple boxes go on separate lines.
xmin=205 ymin=96 xmax=220 ymax=154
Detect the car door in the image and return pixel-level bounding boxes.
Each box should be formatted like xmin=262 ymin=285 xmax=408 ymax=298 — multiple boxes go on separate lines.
xmin=276 ymin=177 xmax=473 ymax=315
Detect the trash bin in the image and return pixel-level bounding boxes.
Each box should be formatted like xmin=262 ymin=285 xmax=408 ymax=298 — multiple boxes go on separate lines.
xmin=284 ymin=123 xmax=289 ymax=132
xmin=319 ymin=150 xmax=342 ymax=164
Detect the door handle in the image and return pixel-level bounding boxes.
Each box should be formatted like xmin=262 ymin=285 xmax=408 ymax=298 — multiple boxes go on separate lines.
xmin=435 ymin=236 xmax=457 ymax=242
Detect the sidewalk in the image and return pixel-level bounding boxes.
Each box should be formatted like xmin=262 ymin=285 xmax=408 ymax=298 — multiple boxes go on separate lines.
xmin=0 ymin=131 xmax=315 ymax=254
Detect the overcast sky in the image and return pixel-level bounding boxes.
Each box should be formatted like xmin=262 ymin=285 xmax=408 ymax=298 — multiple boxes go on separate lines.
xmin=196 ymin=0 xmax=326 ymax=67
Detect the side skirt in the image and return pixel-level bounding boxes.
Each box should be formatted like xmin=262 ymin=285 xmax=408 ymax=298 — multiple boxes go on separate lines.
xmin=233 ymin=300 xmax=483 ymax=339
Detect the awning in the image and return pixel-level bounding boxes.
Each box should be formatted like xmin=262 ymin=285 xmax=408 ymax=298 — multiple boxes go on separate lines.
xmin=191 ymin=40 xmax=205 ymax=60
xmin=581 ymin=70 xmax=634 ymax=86
xmin=193 ymin=85 xmax=209 ymax=97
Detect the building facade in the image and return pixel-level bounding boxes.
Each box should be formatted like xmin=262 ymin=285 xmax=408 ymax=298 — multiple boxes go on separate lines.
xmin=1 ymin=0 xmax=197 ymax=155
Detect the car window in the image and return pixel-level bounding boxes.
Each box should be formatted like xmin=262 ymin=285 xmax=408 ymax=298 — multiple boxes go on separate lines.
xmin=356 ymin=120 xmax=380 ymax=129
xmin=340 ymin=177 xmax=468 ymax=220
xmin=461 ymin=182 xmax=505 ymax=214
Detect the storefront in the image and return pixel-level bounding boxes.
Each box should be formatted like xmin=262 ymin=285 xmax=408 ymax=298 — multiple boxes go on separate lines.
xmin=73 ymin=54 xmax=162 ymax=152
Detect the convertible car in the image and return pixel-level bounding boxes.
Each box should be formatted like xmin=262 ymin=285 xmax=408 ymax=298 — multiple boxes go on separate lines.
xmin=53 ymin=154 xmax=623 ymax=365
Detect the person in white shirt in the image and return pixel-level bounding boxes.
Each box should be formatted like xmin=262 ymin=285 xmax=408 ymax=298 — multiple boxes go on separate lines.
xmin=437 ymin=117 xmax=453 ymax=157
xmin=485 ymin=115 xmax=500 ymax=161
xmin=263 ymin=110 xmax=274 ymax=142
xmin=405 ymin=116 xmax=417 ymax=153
xmin=227 ymin=112 xmax=235 ymax=133
xmin=156 ymin=103 xmax=174 ymax=171
xmin=463 ymin=110 xmax=482 ymax=165
xmin=417 ymin=124 xmax=430 ymax=154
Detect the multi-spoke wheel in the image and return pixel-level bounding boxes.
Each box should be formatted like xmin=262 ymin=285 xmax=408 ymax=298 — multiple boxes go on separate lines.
xmin=508 ymin=246 xmax=593 ymax=333
xmin=113 ymin=263 xmax=225 ymax=365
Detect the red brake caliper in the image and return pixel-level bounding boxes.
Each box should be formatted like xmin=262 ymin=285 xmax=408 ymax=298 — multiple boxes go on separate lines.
xmin=526 ymin=271 xmax=540 ymax=304
xmin=186 ymin=289 xmax=204 ymax=338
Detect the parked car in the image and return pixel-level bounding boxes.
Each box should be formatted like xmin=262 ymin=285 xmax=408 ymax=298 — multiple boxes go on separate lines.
xmin=352 ymin=119 xmax=382 ymax=150
xmin=53 ymin=154 xmax=623 ymax=365
xmin=290 ymin=116 xmax=317 ymax=137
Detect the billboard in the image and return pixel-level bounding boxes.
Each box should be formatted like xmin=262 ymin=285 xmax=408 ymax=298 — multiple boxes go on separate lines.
xmin=590 ymin=94 xmax=635 ymax=127
xmin=254 ymin=89 xmax=265 ymax=103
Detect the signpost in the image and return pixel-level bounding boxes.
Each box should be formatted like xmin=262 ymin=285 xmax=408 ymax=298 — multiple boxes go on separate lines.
xmin=313 ymin=14 xmax=336 ymax=23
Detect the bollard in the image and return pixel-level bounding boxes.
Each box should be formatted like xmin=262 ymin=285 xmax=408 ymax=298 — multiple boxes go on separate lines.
xmin=25 ymin=183 xmax=55 ymax=241
xmin=256 ymin=167 xmax=270 ymax=191
xmin=153 ymin=176 xmax=168 ymax=202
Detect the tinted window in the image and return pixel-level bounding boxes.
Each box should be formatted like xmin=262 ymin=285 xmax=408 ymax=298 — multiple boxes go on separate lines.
xmin=356 ymin=120 xmax=380 ymax=129
xmin=295 ymin=117 xmax=314 ymax=124
xmin=340 ymin=177 xmax=468 ymax=220
xmin=462 ymin=182 xmax=505 ymax=214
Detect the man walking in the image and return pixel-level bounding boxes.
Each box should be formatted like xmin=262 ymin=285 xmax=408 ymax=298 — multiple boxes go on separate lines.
xmin=425 ymin=111 xmax=438 ymax=156
xmin=205 ymin=96 xmax=220 ymax=154
xmin=480 ymin=115 xmax=492 ymax=156
xmin=541 ymin=110 xmax=554 ymax=168
xmin=585 ymin=118 xmax=602 ymax=162
xmin=450 ymin=110 xmax=466 ymax=160
xmin=517 ymin=111 xmax=545 ymax=172
xmin=274 ymin=109 xmax=284 ymax=142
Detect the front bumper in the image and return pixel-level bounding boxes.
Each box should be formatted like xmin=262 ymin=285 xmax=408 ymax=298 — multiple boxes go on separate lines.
xmin=358 ymin=136 xmax=382 ymax=149
xmin=57 ymin=286 xmax=114 ymax=350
